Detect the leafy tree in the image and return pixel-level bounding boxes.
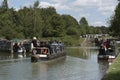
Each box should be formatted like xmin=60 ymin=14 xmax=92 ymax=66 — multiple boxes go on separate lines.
xmin=1 ymin=0 xmax=8 ymax=11
xmin=61 ymin=15 xmax=79 ymax=36
xmin=17 ymin=7 xmax=34 ymax=38
xmin=79 ymin=17 xmax=89 ymax=34
xmin=79 ymin=17 xmax=88 ymax=26
xmin=49 ymin=14 xmax=65 ymax=37
xmin=0 ymin=0 xmax=108 ymax=40
xmin=109 ymin=2 xmax=120 ymax=37
xmin=66 ymin=27 xmax=78 ymax=35
xmin=34 ymin=0 xmax=39 ymax=8
xmin=41 ymin=7 xmax=57 ymax=37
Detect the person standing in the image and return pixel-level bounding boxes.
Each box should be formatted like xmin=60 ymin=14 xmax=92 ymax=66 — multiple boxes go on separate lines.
xmin=32 ymin=37 xmax=38 ymax=48
xmin=17 ymin=42 xmax=24 ymax=58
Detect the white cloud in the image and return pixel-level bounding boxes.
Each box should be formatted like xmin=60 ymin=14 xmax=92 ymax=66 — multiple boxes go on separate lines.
xmin=3 ymin=0 xmax=118 ymax=26
xmin=50 ymin=0 xmax=68 ymax=3
xmin=8 ymin=0 xmax=34 ymax=10
xmin=40 ymin=0 xmax=116 ymax=14
xmin=0 ymin=0 xmax=3 ymax=4
xmin=54 ymin=4 xmax=70 ymax=10
xmin=98 ymin=0 xmax=116 ymax=15
xmin=40 ymin=2 xmax=51 ymax=8
xmin=40 ymin=1 xmax=70 ymax=10
xmin=99 ymin=6 xmax=115 ymax=15
xmin=71 ymin=0 xmax=100 ymax=8
xmin=91 ymin=21 xmax=106 ymax=26
xmin=70 ymin=0 xmax=116 ymax=14
xmin=76 ymin=13 xmax=90 ymax=22
xmin=79 ymin=13 xmax=90 ymax=18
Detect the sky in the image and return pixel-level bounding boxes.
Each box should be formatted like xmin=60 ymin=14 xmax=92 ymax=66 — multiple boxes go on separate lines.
xmin=0 ymin=0 xmax=119 ymax=26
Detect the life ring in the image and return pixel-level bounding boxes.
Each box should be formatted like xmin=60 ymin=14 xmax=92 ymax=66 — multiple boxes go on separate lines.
xmin=41 ymin=48 xmax=47 ymax=54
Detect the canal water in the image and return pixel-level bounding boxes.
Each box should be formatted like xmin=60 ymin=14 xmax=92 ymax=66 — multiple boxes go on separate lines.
xmin=0 ymin=47 xmax=109 ymax=80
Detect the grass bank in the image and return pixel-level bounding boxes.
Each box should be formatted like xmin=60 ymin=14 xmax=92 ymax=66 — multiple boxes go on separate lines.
xmin=103 ymin=54 xmax=120 ymax=80
xmin=40 ymin=36 xmax=85 ymax=47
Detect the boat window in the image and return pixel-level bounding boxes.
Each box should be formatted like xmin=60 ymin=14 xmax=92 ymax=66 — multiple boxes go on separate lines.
xmin=109 ymin=49 xmax=114 ymax=52
xmin=36 ymin=48 xmax=41 ymax=54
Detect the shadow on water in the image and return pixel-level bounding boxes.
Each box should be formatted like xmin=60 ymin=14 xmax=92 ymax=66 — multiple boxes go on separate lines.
xmin=0 ymin=52 xmax=14 ymax=60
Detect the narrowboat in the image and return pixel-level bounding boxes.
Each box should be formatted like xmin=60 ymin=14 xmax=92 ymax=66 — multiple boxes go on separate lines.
xmin=31 ymin=42 xmax=66 ymax=62
xmin=0 ymin=39 xmax=12 ymax=52
xmin=106 ymin=48 xmax=116 ymax=62
xmin=98 ymin=47 xmax=116 ymax=62
xmin=98 ymin=46 xmax=107 ymax=60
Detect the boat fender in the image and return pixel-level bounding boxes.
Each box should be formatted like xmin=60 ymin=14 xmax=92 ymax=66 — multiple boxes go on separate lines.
xmin=41 ymin=48 xmax=47 ymax=54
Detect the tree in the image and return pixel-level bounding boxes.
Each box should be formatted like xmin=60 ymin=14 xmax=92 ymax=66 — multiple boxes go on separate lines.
xmin=79 ymin=17 xmax=88 ymax=26
xmin=34 ymin=0 xmax=39 ymax=8
xmin=66 ymin=27 xmax=78 ymax=35
xmin=61 ymin=15 xmax=79 ymax=36
xmin=1 ymin=0 xmax=8 ymax=12
xmin=79 ymin=17 xmax=89 ymax=34
xmin=109 ymin=2 xmax=120 ymax=37
xmin=49 ymin=14 xmax=66 ymax=37
xmin=1 ymin=0 xmax=101 ymax=39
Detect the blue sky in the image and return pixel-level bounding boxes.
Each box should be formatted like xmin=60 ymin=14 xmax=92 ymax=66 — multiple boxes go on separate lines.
xmin=0 ymin=0 xmax=119 ymax=26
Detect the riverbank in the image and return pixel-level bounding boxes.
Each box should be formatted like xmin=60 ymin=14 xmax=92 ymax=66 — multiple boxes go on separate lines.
xmin=102 ymin=54 xmax=120 ymax=80
xmin=40 ymin=36 xmax=85 ymax=47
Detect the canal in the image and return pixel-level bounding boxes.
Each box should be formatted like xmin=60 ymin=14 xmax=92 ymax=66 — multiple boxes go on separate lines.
xmin=0 ymin=47 xmax=109 ymax=80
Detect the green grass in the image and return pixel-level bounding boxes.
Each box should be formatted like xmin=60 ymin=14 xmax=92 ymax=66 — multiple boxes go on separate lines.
xmin=40 ymin=36 xmax=85 ymax=47
xmin=103 ymin=54 xmax=120 ymax=80
xmin=62 ymin=36 xmax=85 ymax=46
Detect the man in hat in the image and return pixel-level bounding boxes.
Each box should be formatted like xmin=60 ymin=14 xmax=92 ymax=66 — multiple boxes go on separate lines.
xmin=32 ymin=37 xmax=38 ymax=47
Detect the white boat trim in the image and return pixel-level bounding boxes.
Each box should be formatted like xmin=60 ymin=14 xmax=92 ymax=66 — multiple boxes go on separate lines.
xmin=38 ymin=54 xmax=47 ymax=58
xmin=108 ymin=56 xmax=115 ymax=59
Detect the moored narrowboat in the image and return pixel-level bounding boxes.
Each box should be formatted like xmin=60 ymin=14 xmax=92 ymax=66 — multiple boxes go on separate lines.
xmin=98 ymin=45 xmax=107 ymax=60
xmin=106 ymin=48 xmax=116 ymax=62
xmin=98 ymin=46 xmax=116 ymax=62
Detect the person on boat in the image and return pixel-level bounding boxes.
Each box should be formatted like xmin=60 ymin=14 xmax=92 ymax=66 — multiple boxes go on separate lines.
xmin=13 ymin=43 xmax=19 ymax=53
xmin=94 ymin=38 xmax=99 ymax=46
xmin=58 ymin=42 xmax=64 ymax=53
xmin=18 ymin=43 xmax=26 ymax=56
xmin=32 ymin=37 xmax=38 ymax=48
xmin=99 ymin=45 xmax=106 ymax=55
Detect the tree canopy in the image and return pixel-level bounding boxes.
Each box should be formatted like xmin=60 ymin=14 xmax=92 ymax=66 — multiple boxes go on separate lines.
xmin=0 ymin=0 xmax=108 ymax=39
xmin=109 ymin=2 xmax=120 ymax=37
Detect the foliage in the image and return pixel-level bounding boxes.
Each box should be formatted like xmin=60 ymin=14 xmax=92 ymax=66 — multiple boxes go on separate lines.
xmin=0 ymin=0 xmax=108 ymax=40
xmin=79 ymin=17 xmax=89 ymax=34
xmin=109 ymin=2 xmax=120 ymax=37
xmin=79 ymin=17 xmax=88 ymax=26
xmin=103 ymin=54 xmax=120 ymax=80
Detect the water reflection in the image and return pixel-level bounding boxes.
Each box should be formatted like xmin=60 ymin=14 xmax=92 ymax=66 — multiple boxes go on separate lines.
xmin=32 ymin=62 xmax=48 ymax=80
xmin=31 ymin=57 xmax=66 ymax=80
xmin=0 ymin=52 xmax=30 ymax=60
xmin=66 ymin=47 xmax=98 ymax=60
xmin=66 ymin=47 xmax=89 ymax=59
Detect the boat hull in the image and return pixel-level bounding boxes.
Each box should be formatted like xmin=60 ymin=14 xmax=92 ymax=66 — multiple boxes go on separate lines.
xmin=31 ymin=52 xmax=66 ymax=62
